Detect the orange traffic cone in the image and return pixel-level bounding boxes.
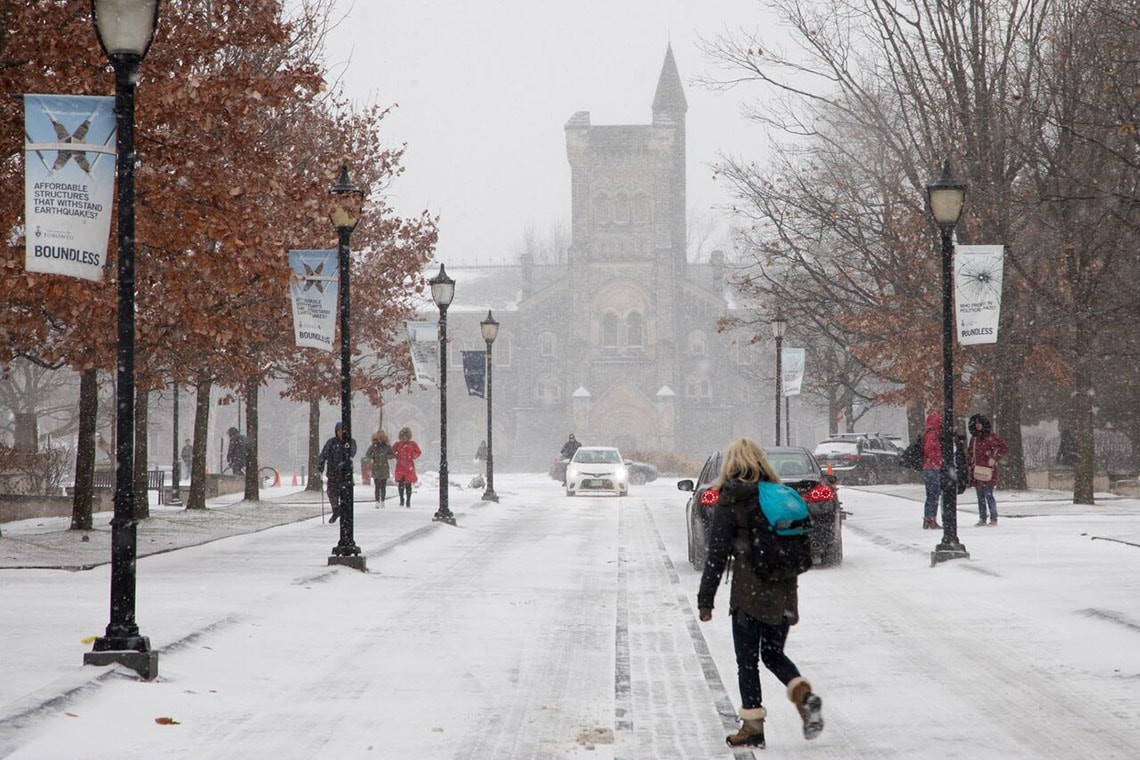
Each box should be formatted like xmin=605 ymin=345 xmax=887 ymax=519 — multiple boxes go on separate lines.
xmin=291 ymin=471 xmax=298 ymax=486
xmin=826 ymin=463 xmax=834 ymax=477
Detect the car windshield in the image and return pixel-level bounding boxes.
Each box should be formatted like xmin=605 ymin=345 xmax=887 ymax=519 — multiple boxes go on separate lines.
xmin=573 ymin=449 xmax=621 ymax=464
xmin=814 ymin=441 xmax=859 ymax=456
xmin=767 ymin=453 xmax=817 ymax=479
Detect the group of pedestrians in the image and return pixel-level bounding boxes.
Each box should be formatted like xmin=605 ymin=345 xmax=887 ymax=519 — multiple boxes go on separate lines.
xmin=920 ymin=411 xmax=1009 ymax=529
xmin=318 ymin=423 xmax=422 ymax=522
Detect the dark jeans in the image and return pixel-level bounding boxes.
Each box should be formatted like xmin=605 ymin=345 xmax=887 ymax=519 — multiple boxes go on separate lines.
xmin=398 ymin=481 xmax=412 ymax=506
xmin=732 ymin=610 xmax=801 ymax=710
xmin=976 ymin=484 xmax=998 ymax=521
xmin=922 ymin=468 xmax=941 ymax=520
xmin=373 ymin=478 xmax=388 ymax=502
xmin=326 ymin=477 xmax=342 ymax=516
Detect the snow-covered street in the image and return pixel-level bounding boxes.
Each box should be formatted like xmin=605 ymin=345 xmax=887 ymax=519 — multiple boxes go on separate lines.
xmin=2 ymin=474 xmax=1139 ymax=758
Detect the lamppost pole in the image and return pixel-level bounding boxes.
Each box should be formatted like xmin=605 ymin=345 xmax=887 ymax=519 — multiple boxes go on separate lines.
xmin=480 ymin=310 xmax=499 ymax=502
xmin=327 ymin=165 xmax=366 ymax=571
xmin=927 ymin=160 xmax=969 ymax=565
xmin=431 ymin=265 xmax=456 ymax=525
xmin=169 ymin=382 xmax=181 ymax=506
xmin=84 ymin=0 xmax=160 ymax=681
xmin=772 ymin=307 xmax=787 ymax=446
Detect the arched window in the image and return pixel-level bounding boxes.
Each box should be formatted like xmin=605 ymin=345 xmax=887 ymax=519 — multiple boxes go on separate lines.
xmin=633 ymin=194 xmax=651 ymax=223
xmin=626 ymin=313 xmax=643 ymax=346
xmin=594 ymin=194 xmax=611 ymax=225
xmin=613 ymin=194 xmax=630 ymax=224
xmin=539 ymin=331 xmax=556 ymax=358
xmin=602 ymin=313 xmax=620 ymax=347
xmin=535 ymin=375 xmax=560 ymax=406
xmin=495 ymin=334 xmax=512 ymax=367
xmin=688 ymin=330 xmax=707 ymax=356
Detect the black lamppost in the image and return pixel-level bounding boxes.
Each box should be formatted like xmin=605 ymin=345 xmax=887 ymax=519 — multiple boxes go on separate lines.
xmin=927 ymin=160 xmax=970 ymax=565
xmin=430 ymin=264 xmax=456 ymax=525
xmin=772 ymin=306 xmax=787 ymax=446
xmin=169 ymin=382 xmax=181 ymax=506
xmin=480 ymin=310 xmax=499 ymax=502
xmin=327 ymin=165 xmax=366 ymax=571
xmin=84 ymin=0 xmax=160 ymax=681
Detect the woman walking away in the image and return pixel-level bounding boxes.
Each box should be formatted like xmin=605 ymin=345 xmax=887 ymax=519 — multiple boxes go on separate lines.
xmin=366 ymin=431 xmax=395 ymax=507
xmin=968 ymin=414 xmax=1008 ymax=526
xmin=391 ymin=427 xmax=422 ymax=508
xmin=697 ymin=437 xmax=824 ymax=748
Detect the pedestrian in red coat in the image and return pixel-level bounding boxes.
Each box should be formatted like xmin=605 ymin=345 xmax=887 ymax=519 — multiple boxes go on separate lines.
xmin=967 ymin=414 xmax=1008 ymax=526
xmin=921 ymin=410 xmax=943 ymax=530
xmin=391 ymin=426 xmax=422 ymax=508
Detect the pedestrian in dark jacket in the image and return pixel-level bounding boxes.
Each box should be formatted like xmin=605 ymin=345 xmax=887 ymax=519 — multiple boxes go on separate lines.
xmin=365 ymin=431 xmax=395 ymax=507
xmin=968 ymin=414 xmax=1009 ymax=526
xmin=921 ymin=411 xmax=943 ymax=530
xmin=226 ymin=427 xmax=247 ymax=475
xmin=559 ymin=433 xmax=581 ymax=460
xmin=697 ymin=437 xmax=824 ymax=749
xmin=391 ymin=426 xmax=421 ymax=508
xmin=319 ymin=421 xmax=357 ymax=523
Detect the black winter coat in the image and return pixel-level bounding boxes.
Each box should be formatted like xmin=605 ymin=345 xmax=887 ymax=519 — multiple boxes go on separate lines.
xmin=697 ymin=479 xmax=799 ymax=625
xmin=319 ymin=434 xmax=357 ymax=481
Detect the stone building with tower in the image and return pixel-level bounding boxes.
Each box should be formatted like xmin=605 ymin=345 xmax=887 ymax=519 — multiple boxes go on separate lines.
xmin=380 ymin=46 xmax=776 ymax=472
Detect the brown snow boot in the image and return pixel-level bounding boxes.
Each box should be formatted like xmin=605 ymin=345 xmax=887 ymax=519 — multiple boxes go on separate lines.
xmin=788 ymin=677 xmax=824 ymax=740
xmin=726 ymin=706 xmax=766 ymax=748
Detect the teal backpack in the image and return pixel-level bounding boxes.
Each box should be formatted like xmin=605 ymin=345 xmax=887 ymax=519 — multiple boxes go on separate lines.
xmin=745 ymin=481 xmax=813 ymax=580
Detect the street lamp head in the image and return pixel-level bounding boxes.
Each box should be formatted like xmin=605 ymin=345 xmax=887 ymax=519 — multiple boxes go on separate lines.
xmin=480 ymin=310 xmax=500 ymax=344
xmin=771 ymin=305 xmax=787 ymax=339
xmin=926 ymin=160 xmax=966 ymax=230
xmin=328 ymin=164 xmax=365 ymax=232
xmin=92 ymin=0 xmax=160 ymax=60
xmin=430 ymin=263 xmax=456 ymax=310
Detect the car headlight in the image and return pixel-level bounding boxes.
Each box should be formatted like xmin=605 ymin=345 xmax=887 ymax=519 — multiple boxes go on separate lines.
xmin=567 ymin=466 xmax=579 ymax=479
xmin=615 ymin=464 xmax=627 ymax=479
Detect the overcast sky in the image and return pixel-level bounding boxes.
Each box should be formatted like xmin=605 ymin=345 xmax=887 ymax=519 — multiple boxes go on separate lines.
xmin=324 ymin=0 xmax=782 ymax=266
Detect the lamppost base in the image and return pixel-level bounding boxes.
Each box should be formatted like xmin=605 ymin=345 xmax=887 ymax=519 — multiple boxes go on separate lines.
xmin=84 ymin=646 xmax=159 ymax=680
xmin=930 ymin=542 xmax=970 ymax=566
xmin=432 ymin=510 xmax=457 ymax=526
xmin=481 ymin=489 xmax=499 ymax=502
xmin=327 ymin=554 xmax=367 ymax=571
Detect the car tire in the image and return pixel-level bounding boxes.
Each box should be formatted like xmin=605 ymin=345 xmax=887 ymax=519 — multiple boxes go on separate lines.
xmin=689 ymin=512 xmax=707 ymax=572
xmin=566 ymin=487 xmax=575 ymax=497
xmin=864 ymin=468 xmax=879 ymax=486
xmin=818 ymin=513 xmax=844 ymax=566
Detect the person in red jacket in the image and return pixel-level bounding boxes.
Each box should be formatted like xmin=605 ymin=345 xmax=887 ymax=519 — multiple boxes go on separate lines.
xmin=391 ymin=426 xmax=422 ymax=508
xmin=967 ymin=414 xmax=1009 ymax=526
xmin=921 ymin=410 xmax=943 ymax=530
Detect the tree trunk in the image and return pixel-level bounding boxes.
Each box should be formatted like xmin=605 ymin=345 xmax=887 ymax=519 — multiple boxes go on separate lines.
xmin=1072 ymin=360 xmax=1096 ymax=505
xmin=306 ymin=395 xmax=322 ymax=491
xmin=186 ymin=377 xmax=212 ymax=509
xmin=133 ymin=389 xmax=150 ymax=519
xmin=244 ymin=374 xmax=259 ymax=501
xmin=70 ymin=367 xmax=98 ymax=531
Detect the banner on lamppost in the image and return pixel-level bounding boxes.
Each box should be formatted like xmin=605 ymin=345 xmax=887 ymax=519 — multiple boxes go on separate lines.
xmin=406 ymin=320 xmax=439 ymax=387
xmin=288 ymin=250 xmax=338 ymax=351
xmin=954 ymin=244 xmax=1004 ymax=345
xmin=783 ymin=347 xmax=806 ymax=396
xmin=23 ymin=94 xmax=116 ymax=282
xmin=461 ymin=351 xmax=486 ymax=398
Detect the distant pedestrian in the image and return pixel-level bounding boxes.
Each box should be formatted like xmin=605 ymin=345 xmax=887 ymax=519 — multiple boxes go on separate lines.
xmin=922 ymin=411 xmax=943 ymax=530
xmin=1056 ymin=428 xmax=1076 ymax=467
xmin=697 ymin=437 xmax=824 ymax=748
xmin=226 ymin=427 xmax=247 ymax=475
xmin=180 ymin=438 xmax=192 ymax=476
xmin=319 ymin=422 xmax=357 ymax=523
xmin=560 ymin=433 xmax=581 ymax=461
xmin=391 ymin=427 xmax=422 ymax=508
xmin=968 ymin=414 xmax=1009 ymax=526
xmin=475 ymin=440 xmax=488 ymax=476
xmin=366 ymin=431 xmax=395 ymax=507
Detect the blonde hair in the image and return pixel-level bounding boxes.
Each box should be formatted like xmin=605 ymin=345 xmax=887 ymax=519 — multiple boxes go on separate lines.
xmin=714 ymin=437 xmax=781 ymax=487
xmin=398 ymin=426 xmax=413 ymax=441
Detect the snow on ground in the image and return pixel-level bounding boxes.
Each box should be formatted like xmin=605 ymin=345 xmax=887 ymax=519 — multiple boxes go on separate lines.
xmin=1 ymin=474 xmax=1138 ymax=759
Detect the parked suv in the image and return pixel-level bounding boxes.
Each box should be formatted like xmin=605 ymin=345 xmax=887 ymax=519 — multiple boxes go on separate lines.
xmin=677 ymin=446 xmax=844 ymax=571
xmin=813 ymin=433 xmax=903 ymax=485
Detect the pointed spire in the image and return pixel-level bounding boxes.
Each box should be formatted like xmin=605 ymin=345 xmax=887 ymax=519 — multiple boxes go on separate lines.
xmin=652 ymin=43 xmax=687 ymax=116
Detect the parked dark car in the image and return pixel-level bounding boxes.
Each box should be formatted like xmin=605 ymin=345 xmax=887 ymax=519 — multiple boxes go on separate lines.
xmin=677 ymin=446 xmax=844 ymax=572
xmin=812 ymin=433 xmax=903 ymax=485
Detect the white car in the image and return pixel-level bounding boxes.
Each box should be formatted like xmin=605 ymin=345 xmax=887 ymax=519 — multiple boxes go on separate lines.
xmin=565 ymin=446 xmax=629 ymax=497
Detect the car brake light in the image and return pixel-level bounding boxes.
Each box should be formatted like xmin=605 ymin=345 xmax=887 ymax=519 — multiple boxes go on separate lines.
xmin=699 ymin=488 xmax=719 ymax=506
xmin=842 ymin=454 xmax=860 ymax=462
xmin=804 ymin=483 xmax=835 ymax=503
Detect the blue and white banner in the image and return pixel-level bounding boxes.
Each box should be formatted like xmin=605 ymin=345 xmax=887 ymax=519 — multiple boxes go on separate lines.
xmin=954 ymin=245 xmax=1004 ymax=345
xmin=783 ymin=347 xmax=806 ymax=396
xmin=462 ymin=350 xmax=486 ymax=398
xmin=406 ymin=320 xmax=439 ymax=388
xmin=288 ymin=249 xmax=338 ymax=351
xmin=24 ymin=94 xmax=116 ymax=282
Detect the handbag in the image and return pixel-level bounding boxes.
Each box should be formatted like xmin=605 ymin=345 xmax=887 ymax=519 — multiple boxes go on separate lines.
xmin=973 ymin=464 xmax=994 ymax=481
